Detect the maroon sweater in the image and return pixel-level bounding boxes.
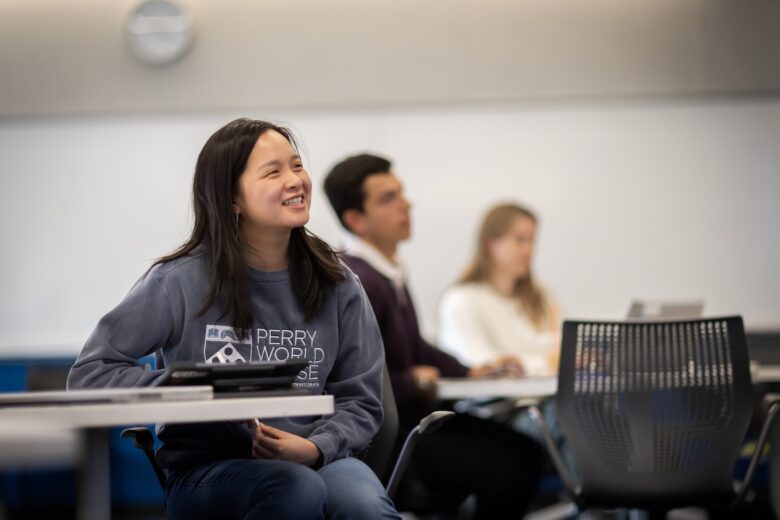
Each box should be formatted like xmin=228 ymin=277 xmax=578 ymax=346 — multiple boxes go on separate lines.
xmin=342 ymin=255 xmax=469 ymax=434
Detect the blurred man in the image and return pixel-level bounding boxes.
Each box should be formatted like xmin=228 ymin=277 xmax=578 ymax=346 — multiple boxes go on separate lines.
xmin=324 ymin=153 xmax=542 ymax=518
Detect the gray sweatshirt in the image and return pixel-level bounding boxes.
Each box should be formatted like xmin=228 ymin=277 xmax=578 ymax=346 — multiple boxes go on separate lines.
xmin=67 ymin=250 xmax=384 ymax=469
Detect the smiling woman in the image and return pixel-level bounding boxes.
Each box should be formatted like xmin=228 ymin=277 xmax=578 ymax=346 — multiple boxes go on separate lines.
xmin=233 ymin=129 xmax=312 ymax=250
xmin=149 ymin=120 xmax=345 ymax=331
xmin=66 ymin=118 xmax=402 ymax=520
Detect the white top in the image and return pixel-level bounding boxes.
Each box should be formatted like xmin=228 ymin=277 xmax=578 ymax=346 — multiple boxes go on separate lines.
xmin=437 ymin=282 xmax=559 ymax=376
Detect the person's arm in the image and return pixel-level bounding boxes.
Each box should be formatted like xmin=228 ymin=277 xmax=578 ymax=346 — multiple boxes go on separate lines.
xmin=417 ymin=288 xmax=525 ymax=377
xmin=252 ymin=421 xmax=321 ymax=466
xmin=305 ymin=277 xmax=384 ymax=466
xmin=388 ymin=364 xmax=423 ymax=410
xmin=67 ymin=270 xmax=175 ymax=389
xmin=545 ymin=299 xmax=562 ymax=373
xmin=414 ymin=334 xmax=469 ymax=378
xmin=347 ymin=263 xmax=428 ymax=412
xmin=437 ymin=287 xmax=502 ymax=367
xmin=548 ymin=301 xmax=560 ymax=334
xmin=404 ymin=290 xmax=468 ymax=378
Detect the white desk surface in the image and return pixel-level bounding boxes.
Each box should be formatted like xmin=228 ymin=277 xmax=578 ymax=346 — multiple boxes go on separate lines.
xmin=437 ymin=364 xmax=780 ymax=400
xmin=753 ymin=364 xmax=780 ymax=384
xmin=0 ymin=389 xmax=334 ymax=520
xmin=437 ymin=376 xmax=557 ymax=400
xmin=0 ymin=393 xmax=334 ymax=427
xmin=0 ymin=385 xmax=213 ymax=405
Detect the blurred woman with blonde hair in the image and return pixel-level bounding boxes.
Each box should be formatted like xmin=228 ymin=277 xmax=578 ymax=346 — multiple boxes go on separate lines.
xmin=438 ymin=202 xmax=560 ymax=376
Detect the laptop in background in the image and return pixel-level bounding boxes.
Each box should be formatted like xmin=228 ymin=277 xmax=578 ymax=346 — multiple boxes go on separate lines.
xmin=627 ymin=300 xmax=704 ymax=320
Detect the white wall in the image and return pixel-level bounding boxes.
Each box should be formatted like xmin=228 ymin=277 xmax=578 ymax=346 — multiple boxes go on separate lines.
xmin=1 ymin=96 xmax=779 ymax=356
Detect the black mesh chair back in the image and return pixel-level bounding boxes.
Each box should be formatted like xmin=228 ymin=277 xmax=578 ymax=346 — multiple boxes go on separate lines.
xmin=557 ymin=316 xmax=753 ymax=510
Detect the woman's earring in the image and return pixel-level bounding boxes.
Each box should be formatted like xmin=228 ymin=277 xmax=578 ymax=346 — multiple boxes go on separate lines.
xmin=235 ymin=213 xmax=240 ymax=225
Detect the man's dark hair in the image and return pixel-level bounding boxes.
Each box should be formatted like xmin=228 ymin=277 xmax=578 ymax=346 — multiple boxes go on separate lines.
xmin=323 ymin=153 xmax=392 ymax=230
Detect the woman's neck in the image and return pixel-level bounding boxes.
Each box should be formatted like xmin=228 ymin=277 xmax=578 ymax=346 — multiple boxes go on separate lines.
xmin=487 ymin=269 xmax=517 ymax=297
xmin=240 ymin=227 xmax=291 ymax=271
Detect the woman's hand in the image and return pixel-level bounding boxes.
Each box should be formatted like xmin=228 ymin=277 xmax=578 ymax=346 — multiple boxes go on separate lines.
xmin=496 ymin=355 xmax=525 ymax=377
xmin=252 ymin=422 xmax=321 ymax=467
xmin=411 ymin=365 xmax=440 ymax=388
xmin=411 ymin=365 xmax=440 ymax=404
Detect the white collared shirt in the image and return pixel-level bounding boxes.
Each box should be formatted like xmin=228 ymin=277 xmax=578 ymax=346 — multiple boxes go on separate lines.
xmin=342 ymin=233 xmax=409 ymax=306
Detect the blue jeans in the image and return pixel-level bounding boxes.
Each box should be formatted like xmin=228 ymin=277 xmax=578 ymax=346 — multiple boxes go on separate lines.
xmin=166 ymin=457 xmax=401 ymax=520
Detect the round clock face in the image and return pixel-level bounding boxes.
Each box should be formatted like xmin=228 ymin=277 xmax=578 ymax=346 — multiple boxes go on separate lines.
xmin=125 ymin=0 xmax=194 ymax=66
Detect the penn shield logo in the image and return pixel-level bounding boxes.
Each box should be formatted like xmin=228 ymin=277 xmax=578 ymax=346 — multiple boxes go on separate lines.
xmin=203 ymin=325 xmax=252 ymax=363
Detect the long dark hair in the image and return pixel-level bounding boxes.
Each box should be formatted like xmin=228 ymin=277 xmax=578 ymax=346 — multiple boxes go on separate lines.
xmin=154 ymin=118 xmax=344 ymax=335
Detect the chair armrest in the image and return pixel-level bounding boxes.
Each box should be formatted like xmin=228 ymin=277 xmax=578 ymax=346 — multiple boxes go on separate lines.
xmin=385 ymin=411 xmax=455 ymax=500
xmin=453 ymin=397 xmax=517 ymax=420
xmin=732 ymin=398 xmax=780 ymax=508
xmin=528 ymin=405 xmax=579 ymax=500
xmin=121 ymin=426 xmax=167 ymax=488
xmin=419 ymin=411 xmax=455 ymax=434
xmin=121 ymin=427 xmax=155 ymax=451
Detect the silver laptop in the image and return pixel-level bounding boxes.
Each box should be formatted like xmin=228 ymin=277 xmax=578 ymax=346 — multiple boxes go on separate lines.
xmin=0 ymin=386 xmax=213 ymax=408
xmin=626 ymin=300 xmax=704 ymax=320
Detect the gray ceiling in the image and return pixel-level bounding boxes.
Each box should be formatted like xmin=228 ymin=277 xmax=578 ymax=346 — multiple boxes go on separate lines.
xmin=1 ymin=0 xmax=779 ymax=117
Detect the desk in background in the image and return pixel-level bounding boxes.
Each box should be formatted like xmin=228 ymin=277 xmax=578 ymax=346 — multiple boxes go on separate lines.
xmin=437 ymin=376 xmax=557 ymax=400
xmin=436 ymin=364 xmax=780 ymax=400
xmin=753 ymin=364 xmax=780 ymax=384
